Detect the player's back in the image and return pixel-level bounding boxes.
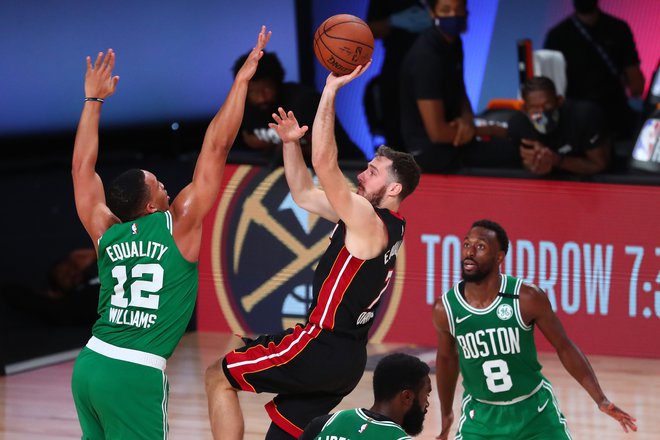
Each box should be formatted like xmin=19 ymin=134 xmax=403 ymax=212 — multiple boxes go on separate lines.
xmin=316 ymin=409 xmax=411 ymax=440
xmin=441 ymin=275 xmax=546 ymax=403
xmin=93 ymin=211 xmax=198 ymax=358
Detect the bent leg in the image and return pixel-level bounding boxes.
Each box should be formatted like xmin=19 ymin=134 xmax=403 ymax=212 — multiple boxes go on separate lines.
xmin=205 ymin=359 xmax=243 ymax=440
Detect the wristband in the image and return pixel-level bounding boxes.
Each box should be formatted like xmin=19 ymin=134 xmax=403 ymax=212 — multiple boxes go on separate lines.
xmin=84 ymin=97 xmax=105 ymax=103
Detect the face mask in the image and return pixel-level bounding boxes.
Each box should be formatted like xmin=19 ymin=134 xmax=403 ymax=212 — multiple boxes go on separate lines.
xmin=529 ymin=109 xmax=560 ymax=135
xmin=433 ymin=16 xmax=467 ymax=37
xmin=573 ymin=0 xmax=598 ymax=14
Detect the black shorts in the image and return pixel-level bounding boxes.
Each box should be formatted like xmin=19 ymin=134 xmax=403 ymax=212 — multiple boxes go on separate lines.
xmin=222 ymin=323 xmax=367 ymax=437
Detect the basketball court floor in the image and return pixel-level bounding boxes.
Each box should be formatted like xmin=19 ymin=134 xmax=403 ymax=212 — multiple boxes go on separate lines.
xmin=2 ymin=332 xmax=658 ymax=439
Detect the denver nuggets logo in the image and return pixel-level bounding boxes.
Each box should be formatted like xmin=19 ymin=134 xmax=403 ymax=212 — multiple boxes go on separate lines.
xmin=497 ymin=304 xmax=513 ymax=321
xmin=211 ymin=165 xmax=404 ymax=341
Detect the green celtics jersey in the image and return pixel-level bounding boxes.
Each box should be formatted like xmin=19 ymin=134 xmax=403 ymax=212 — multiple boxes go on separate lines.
xmin=441 ymin=275 xmax=546 ymax=403
xmin=315 ymin=409 xmax=410 ymax=440
xmin=93 ymin=211 xmax=197 ymax=358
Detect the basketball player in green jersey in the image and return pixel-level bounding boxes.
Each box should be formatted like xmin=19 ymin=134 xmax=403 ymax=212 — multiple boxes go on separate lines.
xmin=433 ymin=220 xmax=637 ymax=439
xmin=70 ymin=26 xmax=271 ymax=438
xmin=299 ymin=353 xmax=431 ymax=440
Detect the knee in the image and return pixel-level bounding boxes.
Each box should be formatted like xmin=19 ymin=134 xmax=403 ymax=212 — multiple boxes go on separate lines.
xmin=204 ymin=359 xmax=230 ymax=394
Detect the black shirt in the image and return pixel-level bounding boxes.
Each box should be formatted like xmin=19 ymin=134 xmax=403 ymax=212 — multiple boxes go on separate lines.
xmin=400 ymin=27 xmax=465 ymax=153
xmin=507 ymin=100 xmax=606 ymax=158
xmin=236 ymin=82 xmax=365 ymax=161
xmin=544 ymin=12 xmax=641 ymax=137
xmin=367 ymin=0 xmax=422 ymax=78
xmin=366 ymin=0 xmax=426 ymax=149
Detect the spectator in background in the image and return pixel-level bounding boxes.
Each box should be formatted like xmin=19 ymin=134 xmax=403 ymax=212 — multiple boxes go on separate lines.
xmin=544 ymin=0 xmax=645 ymax=140
xmin=366 ymin=0 xmax=431 ymax=150
xmin=0 ymin=248 xmax=99 ymax=327
xmin=232 ymin=51 xmax=365 ymax=163
xmin=507 ymin=76 xmax=611 ymax=176
xmin=399 ymin=0 xmax=518 ymax=174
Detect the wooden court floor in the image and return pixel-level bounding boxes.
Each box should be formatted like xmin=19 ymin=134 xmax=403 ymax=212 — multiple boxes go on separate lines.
xmin=1 ymin=331 xmax=658 ymax=439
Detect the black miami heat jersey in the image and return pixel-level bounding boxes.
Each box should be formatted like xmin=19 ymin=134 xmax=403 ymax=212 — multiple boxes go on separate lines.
xmin=307 ymin=208 xmax=405 ymax=339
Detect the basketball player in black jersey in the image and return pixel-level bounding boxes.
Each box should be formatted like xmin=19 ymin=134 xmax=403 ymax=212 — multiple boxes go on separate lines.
xmin=205 ymin=63 xmax=421 ymax=440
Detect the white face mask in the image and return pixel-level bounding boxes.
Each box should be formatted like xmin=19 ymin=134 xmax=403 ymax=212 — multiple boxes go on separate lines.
xmin=529 ymin=108 xmax=560 ymax=134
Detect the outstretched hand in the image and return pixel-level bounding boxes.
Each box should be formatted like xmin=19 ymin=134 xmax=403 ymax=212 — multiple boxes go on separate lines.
xmin=85 ymin=49 xmax=120 ymax=99
xmin=235 ymin=25 xmax=272 ymax=82
xmin=269 ymin=107 xmax=308 ymax=143
xmin=324 ymin=61 xmax=371 ymax=91
xmin=598 ymin=401 xmax=637 ymax=433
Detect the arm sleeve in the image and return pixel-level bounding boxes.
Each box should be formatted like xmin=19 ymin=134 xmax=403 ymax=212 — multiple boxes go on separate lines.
xmin=619 ymin=23 xmax=641 ymax=67
xmin=543 ymin=27 xmax=560 ymax=51
xmin=578 ymin=103 xmax=607 ymax=150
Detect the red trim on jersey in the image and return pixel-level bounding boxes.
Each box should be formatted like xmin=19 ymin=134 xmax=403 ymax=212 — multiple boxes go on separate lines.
xmin=265 ymin=400 xmax=304 ymax=437
xmin=388 ymin=209 xmax=404 ymax=220
xmin=308 ymin=246 xmax=364 ymax=330
xmin=224 ymin=323 xmax=322 ymax=392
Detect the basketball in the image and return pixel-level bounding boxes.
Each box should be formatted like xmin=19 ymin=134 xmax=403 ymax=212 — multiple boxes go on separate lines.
xmin=313 ymin=14 xmax=374 ymax=76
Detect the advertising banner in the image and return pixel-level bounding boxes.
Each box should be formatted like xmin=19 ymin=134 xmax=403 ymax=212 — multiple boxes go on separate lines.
xmin=198 ymin=165 xmax=660 ymax=358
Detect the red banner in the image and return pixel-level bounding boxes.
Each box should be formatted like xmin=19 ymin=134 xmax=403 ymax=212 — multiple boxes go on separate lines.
xmin=198 ymin=165 xmax=660 ymax=358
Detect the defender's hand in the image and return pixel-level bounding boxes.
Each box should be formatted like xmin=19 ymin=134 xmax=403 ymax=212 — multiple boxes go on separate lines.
xmin=85 ymin=49 xmax=120 ymax=99
xmin=235 ymin=25 xmax=272 ymax=82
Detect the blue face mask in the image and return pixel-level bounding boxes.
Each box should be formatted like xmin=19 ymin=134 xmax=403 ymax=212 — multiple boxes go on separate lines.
xmin=434 ymin=15 xmax=467 ymax=37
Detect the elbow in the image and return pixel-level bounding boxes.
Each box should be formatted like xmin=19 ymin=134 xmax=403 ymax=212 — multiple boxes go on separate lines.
xmin=311 ymin=151 xmax=334 ymax=174
xmin=426 ymin=126 xmax=453 ymax=144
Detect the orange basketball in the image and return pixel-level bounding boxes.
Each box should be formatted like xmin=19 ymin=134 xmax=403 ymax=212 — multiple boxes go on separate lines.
xmin=313 ymin=14 xmax=374 ymax=76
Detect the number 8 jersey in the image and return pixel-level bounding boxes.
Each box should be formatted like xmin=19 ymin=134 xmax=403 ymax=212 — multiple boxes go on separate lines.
xmin=441 ymin=275 xmax=546 ymax=403
xmin=94 ymin=211 xmax=198 ymax=359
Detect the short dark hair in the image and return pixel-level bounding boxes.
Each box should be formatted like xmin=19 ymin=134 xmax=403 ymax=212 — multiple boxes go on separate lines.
xmin=471 ymin=219 xmax=509 ymax=255
xmin=373 ymin=353 xmax=430 ymax=402
xmin=521 ymin=76 xmax=557 ymax=100
xmin=375 ymin=146 xmax=421 ymax=201
xmin=106 ymin=169 xmax=150 ymax=223
xmin=232 ymin=50 xmax=285 ymax=84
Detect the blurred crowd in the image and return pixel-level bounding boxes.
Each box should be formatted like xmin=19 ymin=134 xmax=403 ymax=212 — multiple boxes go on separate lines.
xmin=230 ymin=0 xmax=656 ymax=179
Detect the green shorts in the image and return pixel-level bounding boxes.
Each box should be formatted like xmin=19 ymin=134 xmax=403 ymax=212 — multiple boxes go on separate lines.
xmin=456 ymin=381 xmax=572 ymax=440
xmin=71 ymin=346 xmax=169 ymax=439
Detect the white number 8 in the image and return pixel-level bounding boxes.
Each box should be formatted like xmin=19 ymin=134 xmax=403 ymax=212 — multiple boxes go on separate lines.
xmin=110 ymin=263 xmax=163 ymax=310
xmin=482 ymin=359 xmax=513 ymax=393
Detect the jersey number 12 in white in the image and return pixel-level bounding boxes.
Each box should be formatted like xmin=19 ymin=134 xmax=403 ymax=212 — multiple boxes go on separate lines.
xmin=110 ymin=263 xmax=164 ymax=309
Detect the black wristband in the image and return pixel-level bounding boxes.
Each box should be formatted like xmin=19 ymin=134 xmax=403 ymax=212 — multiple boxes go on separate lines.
xmin=84 ymin=97 xmax=105 ymax=103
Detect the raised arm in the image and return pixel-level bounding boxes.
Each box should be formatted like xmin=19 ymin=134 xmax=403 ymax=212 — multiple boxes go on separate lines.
xmin=72 ymin=50 xmax=121 ymax=248
xmin=269 ymin=108 xmax=338 ymax=222
xmin=520 ymin=285 xmax=637 ymax=433
xmin=433 ymin=297 xmax=459 ymax=440
xmin=311 ymin=65 xmax=388 ymax=258
xmin=170 ymin=26 xmax=271 ymax=261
